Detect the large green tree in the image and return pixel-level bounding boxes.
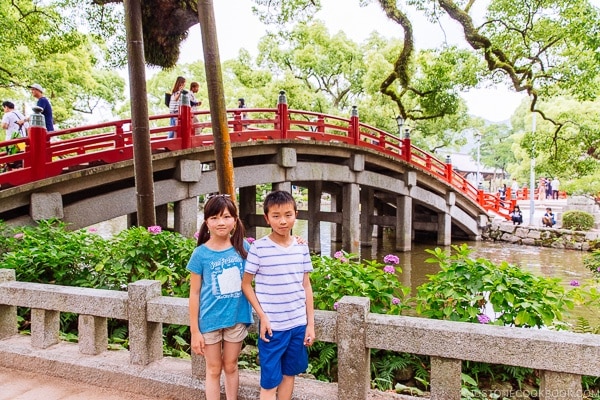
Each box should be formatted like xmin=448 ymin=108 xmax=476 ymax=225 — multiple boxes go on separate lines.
xmin=0 ymin=0 xmax=125 ymax=128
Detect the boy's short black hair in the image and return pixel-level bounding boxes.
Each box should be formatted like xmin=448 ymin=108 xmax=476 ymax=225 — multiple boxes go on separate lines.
xmin=2 ymin=101 xmax=14 ymax=109
xmin=263 ymin=190 xmax=296 ymax=214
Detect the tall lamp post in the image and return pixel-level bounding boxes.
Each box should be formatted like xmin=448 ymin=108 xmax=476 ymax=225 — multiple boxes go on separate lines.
xmin=529 ymin=113 xmax=537 ymax=226
xmin=475 ymin=131 xmax=482 ymax=188
xmin=396 ymin=115 xmax=404 ymax=136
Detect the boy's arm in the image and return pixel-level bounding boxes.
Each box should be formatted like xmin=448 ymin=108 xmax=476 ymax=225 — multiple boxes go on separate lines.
xmin=302 ymin=272 xmax=315 ymax=346
xmin=241 ymin=272 xmax=272 ymax=342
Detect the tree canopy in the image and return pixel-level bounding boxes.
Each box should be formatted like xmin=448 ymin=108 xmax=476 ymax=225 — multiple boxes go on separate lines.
xmin=0 ymin=0 xmax=125 ymax=128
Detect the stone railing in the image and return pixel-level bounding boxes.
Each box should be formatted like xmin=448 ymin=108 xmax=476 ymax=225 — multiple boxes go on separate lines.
xmin=1 ymin=268 xmax=599 ymax=400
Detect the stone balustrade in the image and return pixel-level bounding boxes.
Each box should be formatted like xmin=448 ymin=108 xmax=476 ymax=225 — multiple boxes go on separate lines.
xmin=1 ymin=268 xmax=599 ymax=400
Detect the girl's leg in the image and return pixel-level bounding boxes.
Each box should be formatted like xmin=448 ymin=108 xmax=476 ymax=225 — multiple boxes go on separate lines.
xmin=221 ymin=340 xmax=243 ymax=400
xmin=204 ymin=342 xmax=224 ymax=400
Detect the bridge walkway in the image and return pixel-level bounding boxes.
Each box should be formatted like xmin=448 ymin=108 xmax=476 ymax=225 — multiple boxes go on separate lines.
xmin=0 ymin=366 xmax=156 ymax=400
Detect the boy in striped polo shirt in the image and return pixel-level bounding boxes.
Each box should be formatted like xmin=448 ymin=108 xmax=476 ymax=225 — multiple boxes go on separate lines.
xmin=242 ymin=190 xmax=315 ymax=400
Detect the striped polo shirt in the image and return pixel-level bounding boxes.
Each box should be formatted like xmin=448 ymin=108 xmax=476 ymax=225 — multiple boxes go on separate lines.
xmin=245 ymin=236 xmax=313 ymax=331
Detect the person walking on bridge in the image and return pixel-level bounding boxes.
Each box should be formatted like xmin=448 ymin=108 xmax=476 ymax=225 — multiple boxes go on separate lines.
xmin=26 ymin=84 xmax=54 ymax=132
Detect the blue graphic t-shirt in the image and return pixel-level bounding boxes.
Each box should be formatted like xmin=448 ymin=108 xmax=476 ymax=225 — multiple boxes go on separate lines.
xmin=186 ymin=242 xmax=253 ymax=333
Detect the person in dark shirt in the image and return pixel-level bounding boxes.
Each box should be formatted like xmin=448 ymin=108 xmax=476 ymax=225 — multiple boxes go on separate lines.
xmin=26 ymin=84 xmax=54 ymax=132
xmin=510 ymin=205 xmax=523 ymax=225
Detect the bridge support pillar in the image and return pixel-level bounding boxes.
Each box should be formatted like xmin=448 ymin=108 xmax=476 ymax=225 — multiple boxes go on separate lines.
xmin=331 ymin=190 xmax=343 ymax=244
xmin=307 ymin=182 xmax=322 ymax=254
xmin=239 ymin=186 xmax=257 ymax=240
xmin=273 ymin=182 xmax=291 ymax=193
xmin=360 ymin=187 xmax=374 ymax=247
xmin=0 ymin=269 xmax=17 ymax=339
xmin=31 ymin=192 xmax=63 ymax=221
xmin=396 ymin=195 xmax=413 ymax=252
xmin=174 ymin=198 xmax=198 ymax=239
xmin=342 ymin=183 xmax=360 ymax=254
xmin=438 ymin=212 xmax=452 ymax=246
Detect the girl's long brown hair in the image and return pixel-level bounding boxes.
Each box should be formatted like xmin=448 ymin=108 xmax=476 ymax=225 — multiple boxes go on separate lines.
xmin=196 ymin=195 xmax=247 ymax=259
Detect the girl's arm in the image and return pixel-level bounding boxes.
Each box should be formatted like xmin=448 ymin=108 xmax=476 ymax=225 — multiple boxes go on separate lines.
xmin=302 ymin=272 xmax=315 ymax=346
xmin=188 ymin=272 xmax=205 ymax=355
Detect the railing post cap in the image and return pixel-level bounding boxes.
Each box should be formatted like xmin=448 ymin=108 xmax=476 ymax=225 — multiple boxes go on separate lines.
xmin=30 ymin=106 xmax=46 ymax=128
xmin=180 ymin=90 xmax=190 ymax=107
xmin=445 ymin=155 xmax=452 ymax=164
xmin=351 ymin=105 xmax=358 ymax=117
xmin=278 ymin=90 xmax=287 ymax=105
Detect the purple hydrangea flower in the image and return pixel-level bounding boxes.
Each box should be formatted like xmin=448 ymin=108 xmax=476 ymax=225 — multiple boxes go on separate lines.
xmin=383 ymin=265 xmax=395 ymax=274
xmin=597 ymin=267 xmax=600 ymax=272
xmin=383 ymin=254 xmax=400 ymax=265
xmin=570 ymin=280 xmax=580 ymax=287
xmin=333 ymin=302 xmax=339 ymax=310
xmin=334 ymin=251 xmax=344 ymax=259
xmin=392 ymin=297 xmax=400 ymax=305
xmin=477 ymin=314 xmax=491 ymax=324
xmin=246 ymin=237 xmax=256 ymax=243
xmin=13 ymin=233 xmax=24 ymax=239
xmin=148 ymin=225 xmax=162 ymax=234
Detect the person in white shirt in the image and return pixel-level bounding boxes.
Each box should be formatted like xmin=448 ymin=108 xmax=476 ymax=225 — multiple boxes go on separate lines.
xmin=551 ymin=177 xmax=560 ymax=200
xmin=2 ymin=101 xmax=28 ymax=141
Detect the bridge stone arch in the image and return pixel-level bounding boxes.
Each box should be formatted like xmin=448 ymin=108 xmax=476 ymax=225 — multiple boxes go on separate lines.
xmin=0 ymin=140 xmax=489 ymax=253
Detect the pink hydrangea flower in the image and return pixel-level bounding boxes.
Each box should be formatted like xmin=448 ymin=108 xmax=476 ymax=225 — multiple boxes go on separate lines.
xmin=383 ymin=265 xmax=395 ymax=274
xmin=334 ymin=251 xmax=344 ymax=259
xmin=88 ymin=227 xmax=98 ymax=233
xmin=333 ymin=302 xmax=339 ymax=310
xmin=193 ymin=231 xmax=200 ymax=240
xmin=569 ymin=280 xmax=580 ymax=287
xmin=597 ymin=267 xmax=600 ymax=272
xmin=477 ymin=314 xmax=491 ymax=324
xmin=383 ymin=254 xmax=400 ymax=265
xmin=147 ymin=225 xmax=162 ymax=234
xmin=13 ymin=233 xmax=24 ymax=239
xmin=392 ymin=297 xmax=400 ymax=305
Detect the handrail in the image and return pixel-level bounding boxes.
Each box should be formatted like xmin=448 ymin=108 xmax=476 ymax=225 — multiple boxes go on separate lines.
xmin=0 ymin=271 xmax=597 ymax=400
xmin=0 ymin=99 xmax=515 ymax=218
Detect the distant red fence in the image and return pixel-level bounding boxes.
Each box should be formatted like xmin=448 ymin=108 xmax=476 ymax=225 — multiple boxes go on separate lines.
xmin=0 ymin=93 xmax=517 ymax=219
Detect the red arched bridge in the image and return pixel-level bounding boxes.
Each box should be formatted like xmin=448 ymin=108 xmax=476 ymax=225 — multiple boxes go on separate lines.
xmin=0 ymin=91 xmax=521 ymax=252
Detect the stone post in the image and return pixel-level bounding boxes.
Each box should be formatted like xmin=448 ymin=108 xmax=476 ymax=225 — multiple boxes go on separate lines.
xmin=128 ymin=280 xmax=163 ymax=365
xmin=31 ymin=308 xmax=60 ymax=348
xmin=0 ymin=269 xmax=17 ymax=339
xmin=78 ymin=315 xmax=108 ymax=355
xmin=337 ymin=296 xmax=370 ymax=400
xmin=430 ymin=356 xmax=462 ymax=400
xmin=539 ymin=371 xmax=582 ymax=400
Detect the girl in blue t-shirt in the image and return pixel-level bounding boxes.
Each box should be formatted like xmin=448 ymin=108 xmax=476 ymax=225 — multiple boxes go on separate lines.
xmin=187 ymin=194 xmax=253 ymax=400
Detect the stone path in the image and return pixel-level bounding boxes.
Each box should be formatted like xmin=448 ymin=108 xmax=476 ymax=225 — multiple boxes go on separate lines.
xmin=0 ymin=366 xmax=157 ymax=400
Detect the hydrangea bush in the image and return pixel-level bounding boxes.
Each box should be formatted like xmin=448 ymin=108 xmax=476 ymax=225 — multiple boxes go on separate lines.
xmin=310 ymin=250 xmax=410 ymax=315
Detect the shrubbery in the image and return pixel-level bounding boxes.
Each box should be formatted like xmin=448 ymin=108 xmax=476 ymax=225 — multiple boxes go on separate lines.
xmin=561 ymin=210 xmax=595 ymax=231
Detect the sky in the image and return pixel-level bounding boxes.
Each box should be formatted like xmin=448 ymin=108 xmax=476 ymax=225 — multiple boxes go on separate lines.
xmin=176 ymin=0 xmax=527 ymax=122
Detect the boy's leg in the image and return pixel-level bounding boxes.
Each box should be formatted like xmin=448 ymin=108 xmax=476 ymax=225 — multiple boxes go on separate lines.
xmin=222 ymin=340 xmax=243 ymax=400
xmin=204 ymin=342 xmax=224 ymax=400
xmin=260 ymin=387 xmax=277 ymax=400
xmin=276 ymin=375 xmax=296 ymax=400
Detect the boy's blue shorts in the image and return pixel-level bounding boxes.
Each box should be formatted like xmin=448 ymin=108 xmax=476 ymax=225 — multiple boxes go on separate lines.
xmin=258 ymin=324 xmax=308 ymax=389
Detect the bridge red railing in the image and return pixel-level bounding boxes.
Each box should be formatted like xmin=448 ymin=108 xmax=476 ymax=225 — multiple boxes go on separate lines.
xmin=0 ymin=91 xmax=513 ymax=219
